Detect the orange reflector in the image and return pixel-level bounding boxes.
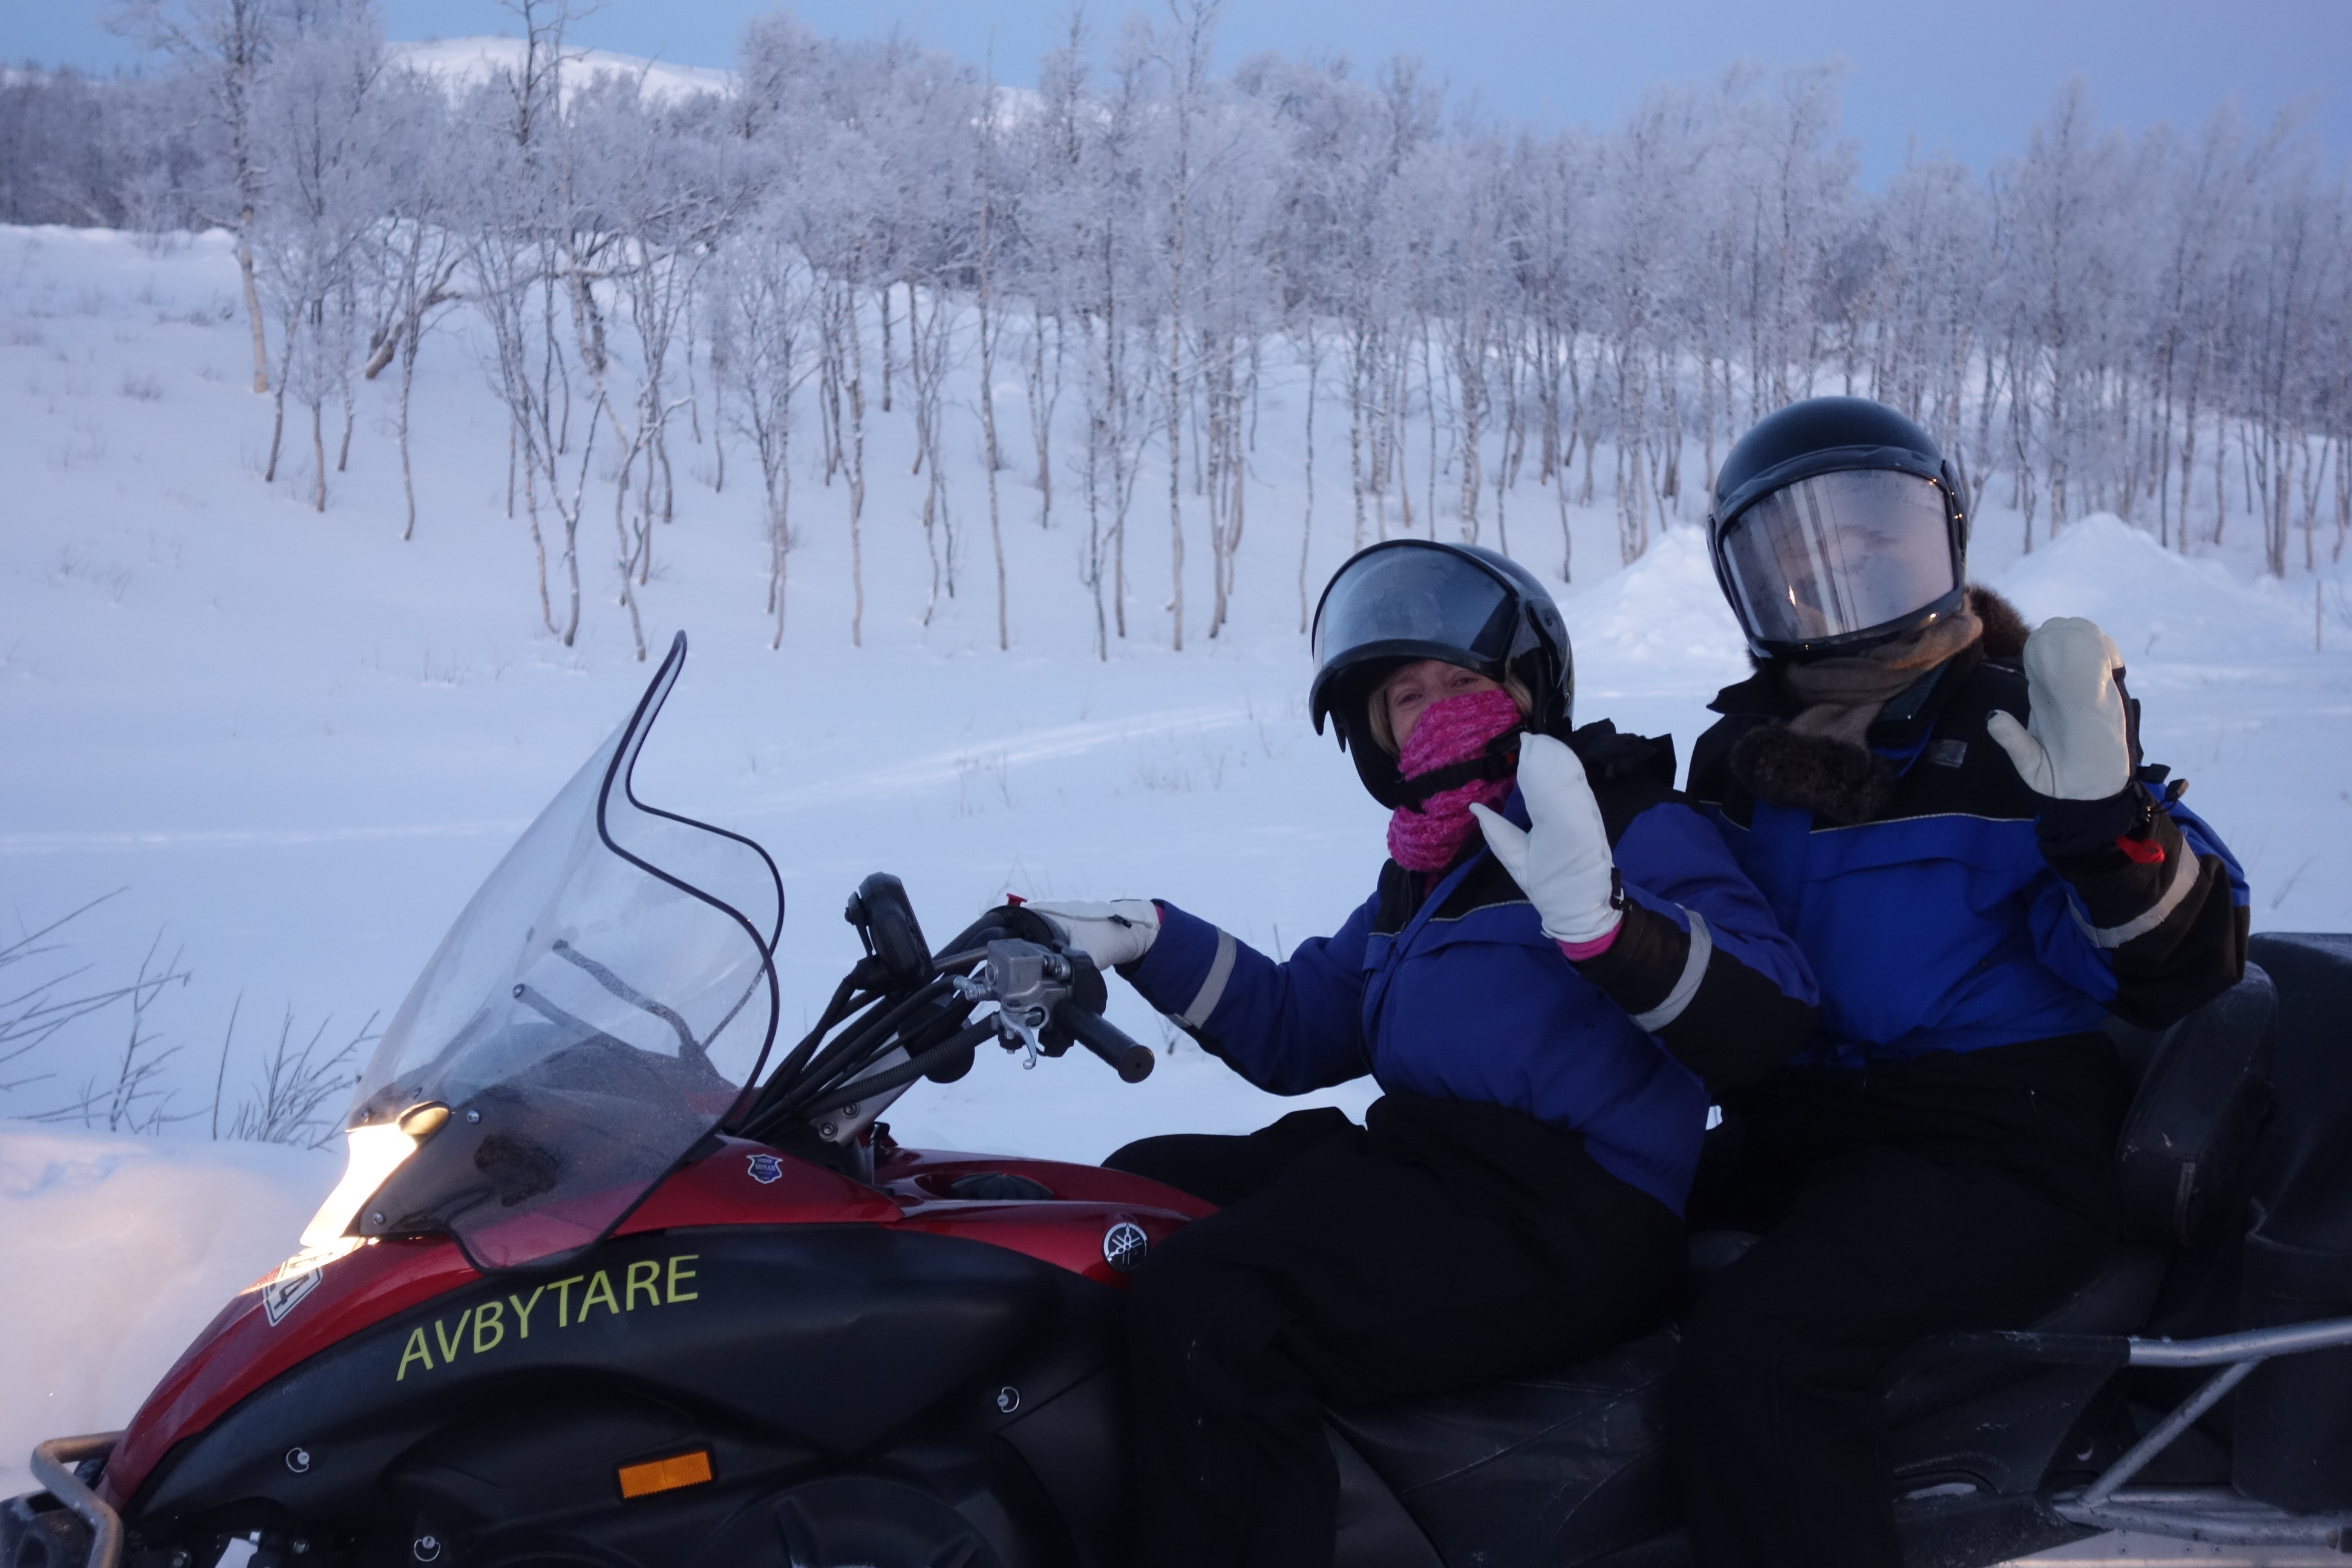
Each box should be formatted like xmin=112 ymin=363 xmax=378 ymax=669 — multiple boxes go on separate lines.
xmin=616 ymin=1449 xmax=713 ymax=1500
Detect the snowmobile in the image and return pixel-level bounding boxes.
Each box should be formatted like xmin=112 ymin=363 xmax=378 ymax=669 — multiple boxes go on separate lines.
xmin=10 ymin=633 xmax=2352 ymax=1568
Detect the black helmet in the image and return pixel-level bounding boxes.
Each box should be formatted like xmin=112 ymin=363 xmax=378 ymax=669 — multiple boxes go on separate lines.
xmin=1707 ymin=396 xmax=1970 ymax=661
xmin=1308 ymin=540 xmax=1573 ymax=808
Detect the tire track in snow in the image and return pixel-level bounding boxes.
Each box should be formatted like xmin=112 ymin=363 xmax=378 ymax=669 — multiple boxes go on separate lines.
xmin=0 ymin=702 xmax=1268 ymax=852
xmin=714 ymin=701 xmax=1266 ymax=818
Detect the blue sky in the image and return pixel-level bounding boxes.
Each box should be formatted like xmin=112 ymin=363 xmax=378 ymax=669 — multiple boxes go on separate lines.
xmin=11 ymin=0 xmax=2347 ymax=186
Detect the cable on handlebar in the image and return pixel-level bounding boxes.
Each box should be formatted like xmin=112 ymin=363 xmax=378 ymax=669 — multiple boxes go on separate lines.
xmin=783 ymin=976 xmax=957 ymax=1100
xmin=736 ymin=975 xmax=970 ymax=1145
xmin=789 ymin=1018 xmax=1001 ymax=1124
xmin=726 ymin=969 xmax=887 ymax=1135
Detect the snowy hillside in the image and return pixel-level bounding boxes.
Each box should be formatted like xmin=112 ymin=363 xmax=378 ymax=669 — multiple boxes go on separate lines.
xmin=388 ymin=36 xmax=733 ymax=104
xmin=4 ymin=222 xmax=2352 ymax=1535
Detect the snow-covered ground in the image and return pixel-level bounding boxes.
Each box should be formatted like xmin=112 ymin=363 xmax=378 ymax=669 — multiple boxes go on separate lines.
xmin=4 ymin=225 xmax=2350 ymax=1560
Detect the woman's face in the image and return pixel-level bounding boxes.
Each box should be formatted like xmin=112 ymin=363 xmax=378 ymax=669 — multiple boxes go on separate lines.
xmin=1380 ymin=659 xmax=1503 ymax=751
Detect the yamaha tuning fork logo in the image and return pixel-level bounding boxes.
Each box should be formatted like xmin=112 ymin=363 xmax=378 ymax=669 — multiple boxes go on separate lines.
xmin=1102 ymin=1221 xmax=1150 ymax=1273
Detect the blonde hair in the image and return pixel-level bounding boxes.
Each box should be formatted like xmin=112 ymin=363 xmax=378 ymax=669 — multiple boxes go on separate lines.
xmin=1366 ymin=666 xmax=1534 ymax=757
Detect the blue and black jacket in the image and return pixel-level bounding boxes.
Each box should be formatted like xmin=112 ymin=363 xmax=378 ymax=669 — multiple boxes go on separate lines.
xmin=1687 ymin=590 xmax=2250 ymax=1079
xmin=1124 ymin=723 xmax=1820 ymax=1217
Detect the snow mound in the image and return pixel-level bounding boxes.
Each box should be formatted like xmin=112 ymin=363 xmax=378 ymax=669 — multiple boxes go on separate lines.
xmin=1561 ymin=525 xmax=1750 ymax=697
xmin=1991 ymin=514 xmax=2310 ymax=664
xmin=389 ymin=38 xmax=733 ymax=105
xmin=0 ymin=1124 xmax=339 ymax=1498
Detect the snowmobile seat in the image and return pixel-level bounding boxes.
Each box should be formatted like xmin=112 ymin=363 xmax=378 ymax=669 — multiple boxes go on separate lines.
xmin=2109 ymin=961 xmax=2275 ymax=1249
xmin=1327 ymin=1328 xmax=1681 ymax=1567
xmin=1329 ymin=967 xmax=2287 ymax=1560
xmin=1683 ymin=1227 xmax=1756 ymax=1284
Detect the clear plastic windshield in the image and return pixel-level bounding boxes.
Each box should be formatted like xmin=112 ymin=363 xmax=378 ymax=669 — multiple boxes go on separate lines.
xmin=1720 ymin=468 xmax=1959 ymax=645
xmin=328 ymin=634 xmax=781 ymax=1272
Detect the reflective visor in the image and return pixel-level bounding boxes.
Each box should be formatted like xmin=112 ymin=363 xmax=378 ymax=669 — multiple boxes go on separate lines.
xmin=1720 ymin=469 xmax=1958 ymax=645
xmin=1312 ymin=546 xmax=1516 ymax=673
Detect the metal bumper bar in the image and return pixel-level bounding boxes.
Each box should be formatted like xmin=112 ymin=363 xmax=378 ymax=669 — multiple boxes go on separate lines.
xmin=26 ymin=1432 xmax=122 ymax=1568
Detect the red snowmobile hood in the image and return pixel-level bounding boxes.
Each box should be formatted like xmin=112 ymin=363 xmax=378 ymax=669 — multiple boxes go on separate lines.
xmin=99 ymin=1138 xmax=898 ymax=1508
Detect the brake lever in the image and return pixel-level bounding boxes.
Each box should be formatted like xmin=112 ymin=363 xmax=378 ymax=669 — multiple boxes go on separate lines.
xmin=954 ymin=938 xmax=1076 ymax=1070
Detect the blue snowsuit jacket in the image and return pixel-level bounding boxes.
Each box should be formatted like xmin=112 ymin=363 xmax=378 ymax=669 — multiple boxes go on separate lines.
xmin=1686 ymin=601 xmax=2250 ymax=1073
xmin=1125 ymin=722 xmax=1820 ymax=1217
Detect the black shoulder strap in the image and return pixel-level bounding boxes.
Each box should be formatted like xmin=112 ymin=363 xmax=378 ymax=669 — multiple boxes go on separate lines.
xmin=1371 ymin=860 xmax=1421 ymax=936
xmin=1565 ymin=719 xmax=1681 ymax=843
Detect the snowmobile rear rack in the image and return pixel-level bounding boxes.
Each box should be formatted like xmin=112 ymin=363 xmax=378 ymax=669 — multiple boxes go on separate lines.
xmin=1931 ymin=1312 xmax=2352 ymax=1371
xmin=1926 ymin=1313 xmax=2352 ymax=1549
xmin=28 ymin=1432 xmax=120 ymax=1568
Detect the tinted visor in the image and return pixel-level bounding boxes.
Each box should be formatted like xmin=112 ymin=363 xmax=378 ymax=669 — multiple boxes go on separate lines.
xmin=1313 ymin=546 xmax=1516 ymax=676
xmin=1720 ymin=469 xmax=1958 ymax=645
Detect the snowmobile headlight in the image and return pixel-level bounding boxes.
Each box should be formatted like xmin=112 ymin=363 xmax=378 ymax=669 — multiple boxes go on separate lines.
xmin=299 ymin=1121 xmax=423 ymax=1249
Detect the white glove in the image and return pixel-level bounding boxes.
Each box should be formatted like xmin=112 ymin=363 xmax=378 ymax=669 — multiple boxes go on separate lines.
xmin=1021 ymin=898 xmax=1161 ymax=967
xmin=1986 ymin=616 xmax=2133 ymax=801
xmin=1469 ymin=734 xmax=1622 ymax=946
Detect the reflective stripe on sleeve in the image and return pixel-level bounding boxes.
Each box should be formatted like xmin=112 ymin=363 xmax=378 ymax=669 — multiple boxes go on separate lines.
xmin=1179 ymin=928 xmax=1238 ymax=1029
xmin=1632 ymin=908 xmax=1712 ymax=1033
xmin=2083 ymin=851 xmax=2203 ymax=949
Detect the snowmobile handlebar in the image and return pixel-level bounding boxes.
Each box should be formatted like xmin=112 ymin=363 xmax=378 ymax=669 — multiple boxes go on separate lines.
xmin=1053 ymin=1001 xmax=1156 ymax=1083
xmin=731 ymin=888 xmax=1157 ymax=1148
xmin=956 ymin=938 xmax=1155 ymax=1083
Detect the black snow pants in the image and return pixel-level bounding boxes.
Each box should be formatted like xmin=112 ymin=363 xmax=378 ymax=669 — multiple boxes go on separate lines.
xmin=1673 ymin=1033 xmax=2129 ymax=1568
xmin=1106 ymin=1094 xmax=1683 ymax=1568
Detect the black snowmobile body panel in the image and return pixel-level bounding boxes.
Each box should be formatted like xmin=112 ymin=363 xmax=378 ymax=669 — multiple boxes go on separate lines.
xmin=2232 ymin=933 xmax=2352 ymax=1511
xmin=130 ymin=1226 xmax=1120 ymax=1552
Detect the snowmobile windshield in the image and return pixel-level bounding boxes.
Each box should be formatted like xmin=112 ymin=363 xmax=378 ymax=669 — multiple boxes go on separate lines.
xmin=1312 ymin=544 xmax=1518 ymax=679
xmin=1719 ymin=468 xmax=1959 ymax=647
xmin=325 ymin=634 xmax=781 ymax=1272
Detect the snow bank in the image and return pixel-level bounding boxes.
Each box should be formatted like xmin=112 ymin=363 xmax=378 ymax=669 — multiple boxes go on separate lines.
xmin=0 ymin=1124 xmax=338 ymax=1498
xmin=1562 ymin=526 xmax=1750 ymax=694
xmin=1993 ymin=512 xmax=2312 ymax=663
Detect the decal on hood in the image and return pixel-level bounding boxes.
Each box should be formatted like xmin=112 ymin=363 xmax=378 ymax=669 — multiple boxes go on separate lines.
xmin=261 ymin=1240 xmax=359 ymax=1327
xmin=394 ymin=1253 xmax=701 ymax=1383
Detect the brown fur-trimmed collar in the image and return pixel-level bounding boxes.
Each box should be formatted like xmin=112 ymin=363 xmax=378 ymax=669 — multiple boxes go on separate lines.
xmin=1725 ymin=586 xmax=2025 ymax=824
xmin=1729 ymin=724 xmax=1893 ymax=825
xmin=1971 ymin=584 xmax=2028 ymax=659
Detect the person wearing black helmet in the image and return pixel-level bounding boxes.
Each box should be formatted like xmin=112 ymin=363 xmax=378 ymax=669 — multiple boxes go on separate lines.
xmin=1025 ymin=539 xmax=1819 ymax=1568
xmin=1676 ymin=396 xmax=2250 ymax=1568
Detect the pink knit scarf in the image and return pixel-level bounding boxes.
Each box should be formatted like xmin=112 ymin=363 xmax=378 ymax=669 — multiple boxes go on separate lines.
xmin=1386 ymin=688 xmax=1524 ymax=873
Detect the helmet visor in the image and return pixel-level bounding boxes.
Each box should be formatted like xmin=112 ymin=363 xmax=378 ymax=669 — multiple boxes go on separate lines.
xmin=1313 ymin=546 xmax=1516 ymax=674
xmin=1720 ymin=469 xmax=1958 ymax=645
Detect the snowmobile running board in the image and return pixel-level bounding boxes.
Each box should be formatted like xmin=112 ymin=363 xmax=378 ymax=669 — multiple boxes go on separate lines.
xmin=24 ymin=1314 xmax=2352 ymax=1568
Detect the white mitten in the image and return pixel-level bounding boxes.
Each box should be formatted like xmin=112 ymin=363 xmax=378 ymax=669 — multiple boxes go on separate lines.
xmin=1021 ymin=898 xmax=1161 ymax=967
xmin=1986 ymin=617 xmax=2133 ymax=801
xmin=1469 ymin=734 xmax=1622 ymax=946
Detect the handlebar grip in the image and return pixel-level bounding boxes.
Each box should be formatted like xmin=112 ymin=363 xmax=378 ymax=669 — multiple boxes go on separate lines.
xmin=1054 ymin=1004 xmax=1155 ymax=1083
